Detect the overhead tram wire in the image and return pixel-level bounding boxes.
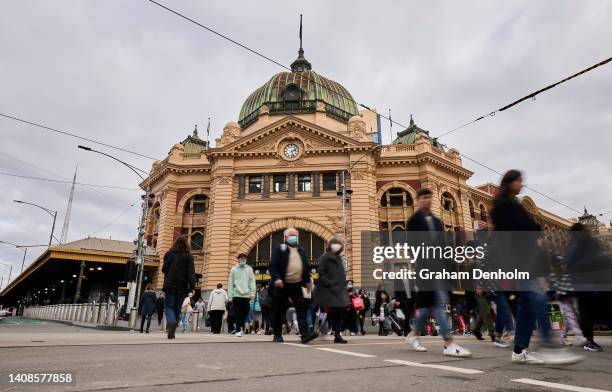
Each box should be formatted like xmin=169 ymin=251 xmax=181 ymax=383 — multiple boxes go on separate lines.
xmin=147 ymin=0 xmax=409 ymax=132
xmin=435 ymin=56 xmax=612 ymax=139
xmin=0 ymin=172 xmax=141 ymax=190
xmin=0 ymin=150 xmax=137 ymax=204
xmin=0 ymin=113 xmax=157 ymax=160
xmin=146 ymin=0 xmax=596 ymax=216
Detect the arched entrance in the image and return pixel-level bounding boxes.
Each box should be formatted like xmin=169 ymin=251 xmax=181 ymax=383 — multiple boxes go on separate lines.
xmin=246 ymin=229 xmax=326 ymax=273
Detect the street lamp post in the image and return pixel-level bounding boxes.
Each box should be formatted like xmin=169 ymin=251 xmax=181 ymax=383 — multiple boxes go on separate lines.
xmin=78 ymin=145 xmax=151 ymax=327
xmin=0 ymin=262 xmax=13 ymax=288
xmin=13 ymin=200 xmax=58 ymax=247
xmin=0 ymin=241 xmax=29 ymax=273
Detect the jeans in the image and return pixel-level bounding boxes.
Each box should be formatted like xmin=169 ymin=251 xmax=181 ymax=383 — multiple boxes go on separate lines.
xmin=514 ymin=287 xmax=553 ymax=349
xmin=181 ymin=311 xmax=190 ymax=333
xmin=413 ymin=290 xmax=450 ymax=340
xmin=492 ymin=292 xmax=514 ymax=337
xmin=163 ymin=289 xmax=183 ymax=327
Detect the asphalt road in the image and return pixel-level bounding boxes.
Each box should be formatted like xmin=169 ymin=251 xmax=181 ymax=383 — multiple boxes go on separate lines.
xmin=1 ymin=320 xmax=611 ymax=392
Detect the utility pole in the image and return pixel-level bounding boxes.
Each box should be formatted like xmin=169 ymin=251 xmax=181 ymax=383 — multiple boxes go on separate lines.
xmin=13 ymin=200 xmax=58 ymax=247
xmin=77 ymin=145 xmax=151 ymax=328
xmin=60 ymin=165 xmax=78 ymax=244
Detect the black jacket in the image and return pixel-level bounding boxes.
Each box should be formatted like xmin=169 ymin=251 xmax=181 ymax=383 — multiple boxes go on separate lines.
xmin=489 ymin=195 xmax=545 ymax=276
xmin=406 ymin=209 xmax=448 ymax=306
xmin=139 ymin=290 xmax=157 ymax=315
xmin=162 ymin=251 xmax=196 ymax=291
xmin=269 ymin=243 xmax=310 ymax=285
xmin=315 ymin=252 xmax=350 ymax=308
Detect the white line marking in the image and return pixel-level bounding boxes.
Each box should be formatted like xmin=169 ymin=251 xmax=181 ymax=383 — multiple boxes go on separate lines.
xmin=384 ymin=359 xmax=482 ymax=374
xmin=315 ymin=347 xmax=376 ymax=357
xmin=511 ymin=378 xmax=611 ymax=392
xmin=283 ymin=342 xmax=310 ymax=348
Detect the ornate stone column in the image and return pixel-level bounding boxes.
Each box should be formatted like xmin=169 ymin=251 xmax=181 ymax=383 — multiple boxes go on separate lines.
xmin=152 ymin=186 xmax=177 ymax=288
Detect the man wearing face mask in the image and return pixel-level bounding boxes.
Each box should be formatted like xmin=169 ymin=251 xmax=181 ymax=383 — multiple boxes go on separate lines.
xmin=269 ymin=227 xmax=318 ymax=343
xmin=228 ymin=253 xmax=256 ymax=337
xmin=315 ymin=237 xmax=350 ymax=343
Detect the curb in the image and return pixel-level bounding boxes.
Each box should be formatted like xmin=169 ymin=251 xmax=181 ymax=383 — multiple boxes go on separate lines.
xmin=24 ymin=317 xmax=132 ymax=331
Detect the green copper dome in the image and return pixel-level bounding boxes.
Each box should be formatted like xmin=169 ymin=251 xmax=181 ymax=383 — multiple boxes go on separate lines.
xmin=238 ymin=49 xmax=359 ymax=129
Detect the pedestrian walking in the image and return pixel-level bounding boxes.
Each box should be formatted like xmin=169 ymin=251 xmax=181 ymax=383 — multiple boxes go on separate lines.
xmin=181 ymin=291 xmax=194 ymax=333
xmin=269 ymin=227 xmax=318 ymax=344
xmin=194 ymin=297 xmax=205 ymax=328
xmin=208 ymin=283 xmax=228 ymax=334
xmin=566 ymin=222 xmax=609 ymax=352
xmin=139 ymin=283 xmax=156 ymax=334
xmin=162 ymin=236 xmax=196 ymax=339
xmin=155 ymin=292 xmax=165 ymax=326
xmin=490 ymin=169 xmax=583 ymax=364
xmin=405 ymin=188 xmax=472 ymax=358
xmin=258 ymin=283 xmax=272 ymax=334
xmin=315 ymin=236 xmax=350 ymax=343
xmin=228 ymin=253 xmax=256 ymax=337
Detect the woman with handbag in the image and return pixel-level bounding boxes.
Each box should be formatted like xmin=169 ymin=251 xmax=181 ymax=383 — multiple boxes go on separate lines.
xmin=315 ymin=236 xmax=350 ymax=343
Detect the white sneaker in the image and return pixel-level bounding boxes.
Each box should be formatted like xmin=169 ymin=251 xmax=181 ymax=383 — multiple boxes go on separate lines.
xmin=538 ymin=349 xmax=584 ymax=365
xmin=406 ymin=336 xmax=427 ymax=352
xmin=443 ymin=343 xmax=472 ymax=358
xmin=511 ymin=349 xmax=544 ymax=364
xmin=494 ymin=340 xmax=509 ymax=348
xmin=235 ymin=331 xmax=243 ymax=337
xmin=560 ymin=337 xmax=573 ymax=346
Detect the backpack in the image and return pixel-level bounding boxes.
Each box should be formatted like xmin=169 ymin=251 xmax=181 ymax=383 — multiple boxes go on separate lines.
xmin=259 ymin=287 xmax=271 ymax=307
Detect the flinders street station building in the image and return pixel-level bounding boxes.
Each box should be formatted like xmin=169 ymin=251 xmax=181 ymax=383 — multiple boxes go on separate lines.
xmin=142 ymin=46 xmax=572 ymax=293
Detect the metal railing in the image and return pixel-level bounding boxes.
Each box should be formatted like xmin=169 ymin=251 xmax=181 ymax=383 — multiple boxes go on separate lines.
xmin=22 ymin=302 xmax=118 ymax=326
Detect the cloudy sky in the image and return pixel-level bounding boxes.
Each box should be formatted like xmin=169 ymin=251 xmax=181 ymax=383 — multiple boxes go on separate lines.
xmin=1 ymin=1 xmax=610 ymax=286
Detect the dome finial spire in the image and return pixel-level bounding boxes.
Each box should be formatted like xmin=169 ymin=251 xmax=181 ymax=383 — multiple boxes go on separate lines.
xmin=291 ymin=14 xmax=311 ymax=72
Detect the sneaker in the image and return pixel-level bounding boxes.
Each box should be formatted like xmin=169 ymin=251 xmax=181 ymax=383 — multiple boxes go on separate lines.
xmin=334 ymin=335 xmax=348 ymax=344
xmin=443 ymin=343 xmax=472 ymax=358
xmin=501 ymin=332 xmax=514 ymax=341
xmin=494 ymin=339 xmax=509 ymax=348
xmin=511 ymin=349 xmax=544 ymax=364
xmin=561 ymin=337 xmax=573 ymax=346
xmin=235 ymin=331 xmax=243 ymax=337
xmin=301 ymin=331 xmax=319 ymax=344
xmin=584 ymin=341 xmax=604 ymax=352
xmin=538 ymin=349 xmax=584 ymax=365
xmin=272 ymin=335 xmax=284 ymax=343
xmin=406 ymin=336 xmax=427 ymax=352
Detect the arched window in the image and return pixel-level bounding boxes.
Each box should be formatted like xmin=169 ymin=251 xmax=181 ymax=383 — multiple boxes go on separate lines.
xmin=441 ymin=192 xmax=455 ymax=212
xmin=380 ymin=187 xmax=413 ymax=207
xmin=181 ymin=227 xmax=205 ymax=252
xmin=468 ymin=200 xmax=475 ymax=219
xmin=247 ymin=230 xmax=325 ymax=270
xmin=479 ymin=204 xmax=487 ymax=222
xmin=184 ymin=195 xmax=208 ymax=214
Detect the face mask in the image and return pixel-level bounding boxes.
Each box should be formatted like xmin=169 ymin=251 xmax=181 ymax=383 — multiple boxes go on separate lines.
xmin=239 ymin=260 xmax=247 ymax=267
xmin=347 ymin=284 xmax=353 ymax=289
xmin=286 ymin=235 xmax=298 ymax=246
xmin=188 ymin=293 xmax=193 ymax=298
xmin=330 ymin=243 xmax=342 ymax=253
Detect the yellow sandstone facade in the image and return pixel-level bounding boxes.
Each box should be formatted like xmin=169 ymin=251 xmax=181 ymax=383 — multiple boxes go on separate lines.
xmin=142 ymin=48 xmax=572 ymax=292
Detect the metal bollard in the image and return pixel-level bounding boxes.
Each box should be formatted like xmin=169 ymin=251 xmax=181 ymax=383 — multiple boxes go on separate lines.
xmin=128 ymin=307 xmax=138 ymax=329
xmin=92 ymin=303 xmax=100 ymax=324
xmin=98 ymin=303 xmax=108 ymax=324
xmin=85 ymin=303 xmax=93 ymax=323
xmin=106 ymin=302 xmax=116 ymax=325
xmin=191 ymin=311 xmax=199 ymax=332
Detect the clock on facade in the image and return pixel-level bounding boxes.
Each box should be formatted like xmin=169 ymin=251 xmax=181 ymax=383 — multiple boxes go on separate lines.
xmin=283 ymin=143 xmax=300 ymax=159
